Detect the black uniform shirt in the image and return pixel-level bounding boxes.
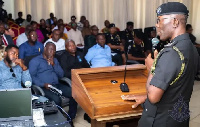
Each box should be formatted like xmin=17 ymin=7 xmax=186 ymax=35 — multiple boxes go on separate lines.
xmin=139 ymin=33 xmax=199 ymax=127
xmin=106 ymin=33 xmax=121 ymax=53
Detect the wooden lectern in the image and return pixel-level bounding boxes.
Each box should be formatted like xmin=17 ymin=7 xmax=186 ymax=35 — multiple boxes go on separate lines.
xmin=72 ymin=64 xmax=148 ymax=127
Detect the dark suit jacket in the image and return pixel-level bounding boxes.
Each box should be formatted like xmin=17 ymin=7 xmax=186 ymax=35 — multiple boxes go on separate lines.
xmin=4 ymin=34 xmax=14 ymax=45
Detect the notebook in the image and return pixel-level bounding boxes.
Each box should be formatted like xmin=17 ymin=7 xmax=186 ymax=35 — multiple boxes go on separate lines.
xmin=0 ymin=88 xmax=34 ymax=127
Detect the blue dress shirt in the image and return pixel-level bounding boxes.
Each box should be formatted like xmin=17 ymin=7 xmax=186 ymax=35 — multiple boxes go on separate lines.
xmin=0 ymin=60 xmax=32 ymax=89
xmin=29 ymin=54 xmax=64 ymax=87
xmin=85 ymin=44 xmax=115 ymax=68
xmin=19 ymin=41 xmax=44 ymax=59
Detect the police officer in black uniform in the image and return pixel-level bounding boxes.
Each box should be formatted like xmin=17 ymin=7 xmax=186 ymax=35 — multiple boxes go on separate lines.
xmin=122 ymin=2 xmax=200 ymax=127
xmin=0 ymin=0 xmax=7 ymax=23
xmin=127 ymin=31 xmax=146 ymax=64
xmin=106 ymin=23 xmax=125 ymax=65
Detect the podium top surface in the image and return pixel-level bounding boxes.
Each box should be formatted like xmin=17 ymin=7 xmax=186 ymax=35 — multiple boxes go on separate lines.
xmin=72 ymin=64 xmax=147 ymax=120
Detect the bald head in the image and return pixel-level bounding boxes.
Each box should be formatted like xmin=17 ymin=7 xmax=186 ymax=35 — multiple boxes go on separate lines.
xmin=65 ymin=39 xmax=76 ymax=55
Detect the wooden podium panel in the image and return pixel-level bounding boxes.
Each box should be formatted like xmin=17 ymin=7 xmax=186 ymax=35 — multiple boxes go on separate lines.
xmin=72 ymin=64 xmax=147 ymax=122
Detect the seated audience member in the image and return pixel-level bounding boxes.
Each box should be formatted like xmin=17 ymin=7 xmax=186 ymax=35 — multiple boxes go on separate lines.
xmin=31 ymin=21 xmax=44 ymax=43
xmin=101 ymin=20 xmax=110 ymax=33
xmin=8 ymin=13 xmax=14 ymax=22
xmin=127 ymin=31 xmax=146 ymax=64
xmin=59 ymin=39 xmax=89 ymax=79
xmin=29 ymin=42 xmax=77 ymax=126
xmin=46 ymin=13 xmax=55 ymax=25
xmin=106 ymin=23 xmax=125 ymax=65
xmin=58 ymin=24 xmax=68 ymax=40
xmin=186 ymin=24 xmax=200 ymax=54
xmin=68 ymin=22 xmax=84 ymax=48
xmin=0 ymin=22 xmax=14 ymax=46
xmin=19 ymin=30 xmax=44 ymax=59
xmin=39 ymin=19 xmax=50 ymax=42
xmin=0 ymin=45 xmax=32 ymax=89
xmin=4 ymin=24 xmax=15 ymax=37
xmin=122 ymin=21 xmax=134 ymax=54
xmin=53 ymin=19 xmax=68 ymax=34
xmin=77 ymin=16 xmax=86 ymax=31
xmin=102 ymin=20 xmax=120 ymax=34
xmin=16 ymin=24 xmax=33 ymax=47
xmin=68 ymin=15 xmax=77 ymax=27
xmin=15 ymin=12 xmax=24 ymax=26
xmin=21 ymin=14 xmax=32 ymax=27
xmin=85 ymin=33 xmax=115 ymax=68
xmin=81 ymin=20 xmax=91 ymax=39
xmin=84 ymin=25 xmax=99 ymax=54
xmin=0 ymin=0 xmax=7 ymax=23
xmin=45 ymin=29 xmax=65 ymax=51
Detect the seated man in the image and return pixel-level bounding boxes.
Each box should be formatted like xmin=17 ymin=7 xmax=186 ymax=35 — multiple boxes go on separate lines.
xmin=31 ymin=21 xmax=44 ymax=43
xmin=0 ymin=22 xmax=14 ymax=46
xmin=19 ymin=30 xmax=44 ymax=59
xmin=0 ymin=45 xmax=32 ymax=89
xmin=16 ymin=24 xmax=33 ymax=47
xmin=29 ymin=42 xmax=77 ymax=126
xmin=59 ymin=39 xmax=90 ymax=79
xmin=58 ymin=24 xmax=68 ymax=40
xmin=85 ymin=33 xmax=115 ymax=68
xmin=127 ymin=31 xmax=146 ymax=64
xmin=84 ymin=25 xmax=99 ymax=55
xmin=68 ymin=22 xmax=84 ymax=48
xmin=45 ymin=29 xmax=65 ymax=51
xmin=106 ymin=23 xmax=125 ymax=65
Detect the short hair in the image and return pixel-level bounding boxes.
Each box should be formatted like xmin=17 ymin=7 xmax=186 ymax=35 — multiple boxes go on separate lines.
xmin=5 ymin=45 xmax=19 ymax=52
xmin=134 ymin=31 xmax=145 ymax=40
xmin=45 ymin=42 xmax=56 ymax=47
xmin=58 ymin=24 xmax=64 ymax=29
xmin=127 ymin=21 xmax=134 ymax=26
xmin=96 ymin=33 xmax=105 ymax=39
xmin=18 ymin=12 xmax=22 ymax=15
xmin=27 ymin=14 xmax=31 ymax=18
xmin=40 ymin=19 xmax=45 ymax=22
xmin=186 ymin=24 xmax=192 ymax=31
xmin=71 ymin=15 xmax=76 ymax=20
xmin=90 ymin=25 xmax=98 ymax=30
xmin=27 ymin=29 xmax=36 ymax=36
xmin=30 ymin=21 xmax=37 ymax=25
xmin=65 ymin=39 xmax=75 ymax=44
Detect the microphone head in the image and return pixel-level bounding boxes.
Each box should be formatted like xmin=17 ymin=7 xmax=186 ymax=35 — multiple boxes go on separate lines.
xmin=152 ymin=37 xmax=160 ymax=46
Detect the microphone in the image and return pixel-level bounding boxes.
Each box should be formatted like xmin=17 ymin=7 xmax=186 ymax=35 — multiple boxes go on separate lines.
xmin=151 ymin=37 xmax=160 ymax=59
xmin=120 ymin=56 xmax=129 ymax=92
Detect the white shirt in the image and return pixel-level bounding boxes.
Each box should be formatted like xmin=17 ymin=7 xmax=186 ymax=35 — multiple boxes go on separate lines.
xmin=16 ymin=33 xmax=28 ymax=47
xmin=44 ymin=38 xmax=65 ymax=51
xmin=68 ymin=29 xmax=84 ymax=46
xmin=53 ymin=25 xmax=68 ymax=34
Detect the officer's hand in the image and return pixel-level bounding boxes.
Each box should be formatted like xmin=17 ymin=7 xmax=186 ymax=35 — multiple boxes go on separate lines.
xmin=121 ymin=94 xmax=147 ymax=108
xmin=145 ymin=50 xmax=158 ymax=72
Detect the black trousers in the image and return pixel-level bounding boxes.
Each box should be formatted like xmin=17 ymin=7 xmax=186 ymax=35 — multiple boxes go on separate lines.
xmin=42 ymin=84 xmax=77 ymax=120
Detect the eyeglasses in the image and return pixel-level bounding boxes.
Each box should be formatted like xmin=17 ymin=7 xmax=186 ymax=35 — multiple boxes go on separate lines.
xmin=10 ymin=68 xmax=16 ymax=77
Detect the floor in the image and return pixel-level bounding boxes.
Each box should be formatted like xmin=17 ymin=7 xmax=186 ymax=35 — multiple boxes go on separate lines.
xmin=68 ymin=81 xmax=200 ymax=127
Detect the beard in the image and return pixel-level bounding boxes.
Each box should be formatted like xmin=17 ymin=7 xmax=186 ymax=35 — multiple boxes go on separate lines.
xmin=5 ymin=56 xmax=16 ymax=67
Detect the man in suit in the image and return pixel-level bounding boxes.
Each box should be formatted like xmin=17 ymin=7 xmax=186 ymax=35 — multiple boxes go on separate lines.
xmin=0 ymin=22 xmax=14 ymax=46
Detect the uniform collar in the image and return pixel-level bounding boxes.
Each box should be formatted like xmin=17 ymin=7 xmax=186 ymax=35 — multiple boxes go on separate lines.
xmin=164 ymin=33 xmax=190 ymax=47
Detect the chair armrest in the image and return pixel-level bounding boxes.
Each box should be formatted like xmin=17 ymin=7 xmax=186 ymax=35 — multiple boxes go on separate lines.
xmin=31 ymin=85 xmax=45 ymax=96
xmin=59 ymin=77 xmax=71 ymax=87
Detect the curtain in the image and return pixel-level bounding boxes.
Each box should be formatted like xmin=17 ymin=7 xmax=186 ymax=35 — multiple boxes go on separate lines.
xmin=10 ymin=0 xmax=197 ymax=38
